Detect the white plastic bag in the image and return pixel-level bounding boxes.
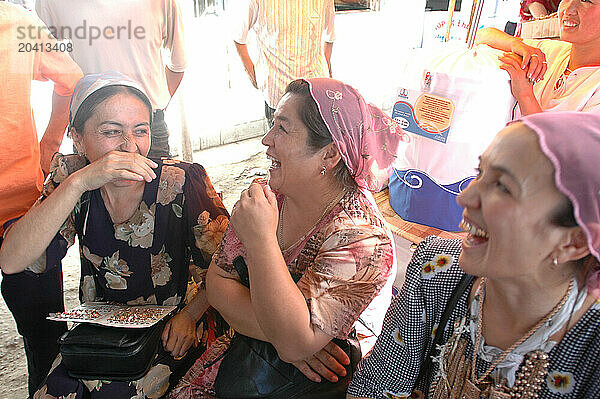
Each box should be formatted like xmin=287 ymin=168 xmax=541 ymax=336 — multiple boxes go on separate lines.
xmin=389 ymin=44 xmax=515 ymax=230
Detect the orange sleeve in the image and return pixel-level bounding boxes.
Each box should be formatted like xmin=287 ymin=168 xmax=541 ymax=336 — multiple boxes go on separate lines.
xmin=28 ymin=12 xmax=82 ymax=96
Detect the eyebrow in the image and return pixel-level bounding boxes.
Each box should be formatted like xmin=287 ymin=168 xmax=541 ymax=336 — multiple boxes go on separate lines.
xmin=479 ymin=156 xmax=518 ymax=182
xmin=99 ymin=121 xmax=149 ymax=127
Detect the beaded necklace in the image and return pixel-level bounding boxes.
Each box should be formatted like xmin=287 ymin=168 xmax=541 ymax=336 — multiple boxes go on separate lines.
xmin=460 ymin=278 xmax=574 ymax=399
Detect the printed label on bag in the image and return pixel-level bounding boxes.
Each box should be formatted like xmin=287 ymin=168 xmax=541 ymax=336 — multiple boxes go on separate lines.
xmin=392 ymin=88 xmax=455 ymax=144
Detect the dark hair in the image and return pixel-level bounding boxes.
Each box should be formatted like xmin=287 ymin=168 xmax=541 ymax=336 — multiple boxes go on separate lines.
xmin=71 ymin=85 xmax=152 ymax=134
xmin=283 ymin=79 xmax=357 ymax=190
xmin=551 ymin=198 xmax=600 ymax=284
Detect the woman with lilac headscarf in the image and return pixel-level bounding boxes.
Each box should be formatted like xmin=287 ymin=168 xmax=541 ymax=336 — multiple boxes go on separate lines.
xmin=0 ymin=72 xmax=230 ymax=398
xmin=348 ymin=112 xmax=600 ymax=399
xmin=170 ymin=78 xmax=409 ymax=398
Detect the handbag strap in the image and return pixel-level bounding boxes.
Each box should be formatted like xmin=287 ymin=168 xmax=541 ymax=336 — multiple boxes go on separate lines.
xmin=414 ymin=273 xmax=475 ymax=389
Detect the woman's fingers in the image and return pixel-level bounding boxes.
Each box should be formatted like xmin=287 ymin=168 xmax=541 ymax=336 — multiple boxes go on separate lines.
xmin=531 ymin=55 xmax=547 ymax=82
xmin=520 ymin=51 xmax=531 ymax=70
xmin=116 ymin=170 xmax=146 ymax=182
xmin=97 ymin=151 xmax=157 ymax=183
xmin=526 ymin=54 xmax=544 ymax=82
xmin=121 ymin=153 xmax=156 ymax=182
xmin=511 ymin=41 xmax=547 ymax=82
xmin=289 ymin=342 xmax=350 ymax=383
xmin=291 ymin=360 xmax=322 ymax=383
xmin=172 ymin=335 xmax=187 ymax=358
xmin=314 ymin=349 xmax=346 ymax=379
xmin=304 ymin=356 xmax=339 ymax=383
xmin=518 ymin=48 xmax=547 ymax=82
xmin=263 ymin=184 xmax=278 ymax=207
xmin=501 ymin=52 xmax=524 ymax=69
xmin=323 ymin=341 xmax=351 ymax=365
xmin=499 ymin=55 xmax=523 ymax=79
xmin=247 ymin=182 xmax=266 ymax=201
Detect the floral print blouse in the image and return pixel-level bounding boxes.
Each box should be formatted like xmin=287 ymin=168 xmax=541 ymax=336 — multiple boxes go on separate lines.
xmin=214 ymin=188 xmax=395 ymax=339
xmin=33 ymin=154 xmax=229 ymax=322
xmin=169 ymin=188 xmax=395 ymax=398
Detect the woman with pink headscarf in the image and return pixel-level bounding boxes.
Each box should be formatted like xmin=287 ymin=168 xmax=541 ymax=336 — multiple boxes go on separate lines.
xmin=170 ymin=78 xmax=408 ymax=398
xmin=348 ymin=112 xmax=600 ymax=398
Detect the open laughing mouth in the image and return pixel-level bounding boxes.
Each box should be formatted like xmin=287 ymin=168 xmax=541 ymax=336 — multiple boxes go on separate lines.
xmin=266 ymin=154 xmax=281 ymax=170
xmin=561 ymin=19 xmax=578 ymax=29
xmin=459 ymin=218 xmax=489 ymax=246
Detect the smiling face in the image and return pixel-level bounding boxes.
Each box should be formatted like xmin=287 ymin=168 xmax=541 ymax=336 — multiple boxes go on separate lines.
xmin=261 ymin=92 xmax=324 ymax=195
xmin=558 ymin=0 xmax=600 ymax=47
xmin=456 ymin=123 xmax=572 ymax=281
xmin=72 ymin=91 xmax=151 ymax=186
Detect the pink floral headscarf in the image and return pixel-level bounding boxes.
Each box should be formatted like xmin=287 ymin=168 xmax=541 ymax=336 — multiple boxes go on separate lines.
xmin=520 ymin=111 xmax=600 ymax=297
xmin=306 ymin=78 xmax=410 ymax=192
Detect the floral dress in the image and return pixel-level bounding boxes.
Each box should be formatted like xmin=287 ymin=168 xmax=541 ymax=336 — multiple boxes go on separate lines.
xmin=170 ymin=188 xmax=395 ymax=398
xmin=32 ymin=155 xmax=230 ymax=399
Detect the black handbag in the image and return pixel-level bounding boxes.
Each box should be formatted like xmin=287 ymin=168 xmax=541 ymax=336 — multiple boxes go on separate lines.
xmin=59 ymin=320 xmax=165 ymax=381
xmin=213 ymin=256 xmax=362 ymax=399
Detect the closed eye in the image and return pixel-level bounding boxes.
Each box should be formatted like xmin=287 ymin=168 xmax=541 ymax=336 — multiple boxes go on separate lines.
xmin=134 ymin=128 xmax=149 ymax=136
xmin=101 ymin=129 xmax=122 ymax=136
xmin=494 ymin=180 xmax=511 ymax=195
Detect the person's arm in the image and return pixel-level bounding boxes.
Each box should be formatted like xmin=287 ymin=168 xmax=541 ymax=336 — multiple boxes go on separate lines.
xmin=234 ymin=41 xmax=258 ymax=89
xmin=207 ymin=257 xmax=350 ymax=382
xmin=498 ymin=52 xmax=543 ymax=115
xmin=229 ymin=184 xmax=334 ymax=362
xmin=30 ymin=10 xmax=82 ymax=173
xmin=324 ymin=42 xmax=333 ymax=78
xmin=528 ymin=2 xmax=550 ymax=18
xmin=165 ymin=67 xmax=184 ymax=98
xmin=161 ymin=0 xmax=187 ymax=103
xmin=475 ymin=27 xmax=547 ymax=80
xmin=0 ymin=151 xmax=157 ymax=274
xmin=206 ymin=259 xmax=268 ymax=339
xmin=323 ymin=0 xmax=335 ymax=78
xmin=39 ymin=92 xmax=70 ymax=175
xmin=476 ymin=27 xmax=548 ymax=113
xmin=0 ymin=175 xmax=81 ymax=274
xmin=162 ymin=288 xmax=208 ymax=358
xmin=162 ymin=162 xmax=229 ymax=357
xmin=475 ymin=26 xmax=518 ymax=51
xmin=232 ymin=0 xmax=258 ymax=88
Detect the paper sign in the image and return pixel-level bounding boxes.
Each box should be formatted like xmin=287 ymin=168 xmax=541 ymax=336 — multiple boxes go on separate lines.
xmin=392 ymin=89 xmax=455 ymax=143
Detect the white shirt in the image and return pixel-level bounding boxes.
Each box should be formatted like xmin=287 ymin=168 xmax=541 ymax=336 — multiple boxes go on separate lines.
xmin=36 ymin=0 xmax=187 ymax=110
xmin=233 ymin=0 xmax=335 ymax=108
xmin=523 ymin=39 xmax=600 ymax=115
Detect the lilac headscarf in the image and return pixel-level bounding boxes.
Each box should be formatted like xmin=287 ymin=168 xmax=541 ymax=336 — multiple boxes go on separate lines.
xmin=306 ymin=78 xmax=410 ymax=192
xmin=69 ymin=71 xmax=151 ymax=131
xmin=520 ymin=112 xmax=600 ymax=297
